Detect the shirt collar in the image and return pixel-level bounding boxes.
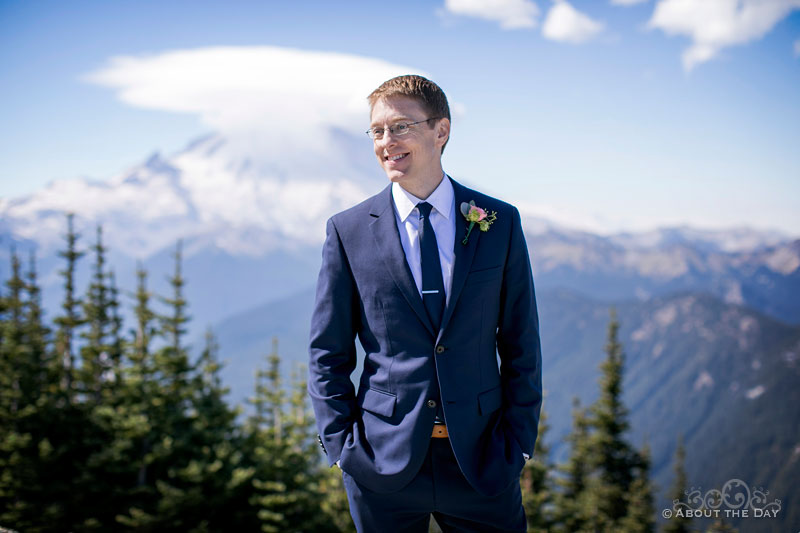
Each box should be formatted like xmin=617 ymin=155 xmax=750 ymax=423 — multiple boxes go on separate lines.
xmin=392 ymin=173 xmax=454 ymax=223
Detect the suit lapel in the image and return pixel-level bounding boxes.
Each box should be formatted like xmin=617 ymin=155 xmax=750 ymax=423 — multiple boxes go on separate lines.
xmin=438 ymin=178 xmax=480 ymax=340
xmin=369 ymin=186 xmax=436 ymax=337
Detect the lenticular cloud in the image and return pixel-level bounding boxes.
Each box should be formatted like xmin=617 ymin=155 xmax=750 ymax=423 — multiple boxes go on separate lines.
xmin=84 ymin=46 xmax=423 ymax=135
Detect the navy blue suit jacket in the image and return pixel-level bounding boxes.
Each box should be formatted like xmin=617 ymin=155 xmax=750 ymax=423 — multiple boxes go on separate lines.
xmin=308 ymin=177 xmax=542 ymax=497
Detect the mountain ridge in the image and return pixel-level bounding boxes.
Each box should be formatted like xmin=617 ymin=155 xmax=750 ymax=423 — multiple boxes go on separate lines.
xmin=1 ymin=130 xmax=798 ymax=336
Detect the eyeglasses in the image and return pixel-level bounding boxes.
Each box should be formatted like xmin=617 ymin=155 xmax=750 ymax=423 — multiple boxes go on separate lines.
xmin=366 ymin=118 xmax=441 ymax=140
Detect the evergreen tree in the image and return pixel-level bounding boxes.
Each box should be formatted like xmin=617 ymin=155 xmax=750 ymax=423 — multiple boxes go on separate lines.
xmin=0 ymin=249 xmax=32 ymax=526
xmin=244 ymin=339 xmax=341 ymax=533
xmin=132 ymin=264 xmax=156 ymax=363
xmin=160 ymin=239 xmax=189 ymax=355
xmin=79 ymin=225 xmax=113 ymax=401
xmin=59 ymin=225 xmax=133 ymax=530
xmin=0 ymin=250 xmax=25 ymax=417
xmin=587 ymin=308 xmax=635 ymax=527
xmin=117 ymin=245 xmax=253 ymax=531
xmin=0 ymin=223 xmax=419 ymax=532
xmin=152 ymin=239 xmax=193 ymax=434
xmin=107 ymin=270 xmax=124 ymax=372
xmin=318 ymin=465 xmax=355 ymax=533
xmin=0 ymin=250 xmax=75 ymax=530
xmin=125 ymin=264 xmax=158 ymax=494
xmin=180 ymin=328 xmax=250 ymax=527
xmin=663 ymin=436 xmax=692 ymax=533
xmin=521 ymin=401 xmax=557 ymax=532
xmin=119 ymin=328 xmax=248 ymax=531
xmin=22 ymin=251 xmax=50 ymax=400
xmin=106 ymin=263 xmax=162 ymax=527
xmin=619 ymin=443 xmax=656 ymax=533
xmin=582 ymin=309 xmax=654 ymax=532
xmin=117 ymin=243 xmax=196 ymax=529
xmin=552 ymin=309 xmax=656 ymax=533
xmin=553 ymin=398 xmax=593 ymax=533
xmin=53 ymin=213 xmax=84 ymax=397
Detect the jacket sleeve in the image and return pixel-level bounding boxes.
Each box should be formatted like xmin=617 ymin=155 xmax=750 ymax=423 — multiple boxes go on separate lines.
xmin=308 ymin=217 xmax=359 ymax=466
xmin=496 ymin=206 xmax=543 ymax=456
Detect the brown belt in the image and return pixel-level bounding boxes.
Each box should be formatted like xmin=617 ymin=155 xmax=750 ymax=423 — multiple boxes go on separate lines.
xmin=432 ymin=424 xmax=449 ymax=438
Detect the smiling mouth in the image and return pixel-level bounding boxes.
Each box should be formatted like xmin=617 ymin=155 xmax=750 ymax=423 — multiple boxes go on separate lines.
xmin=385 ymin=153 xmax=408 ymax=162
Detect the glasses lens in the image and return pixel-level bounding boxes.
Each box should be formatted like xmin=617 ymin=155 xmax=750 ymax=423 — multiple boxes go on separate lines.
xmin=368 ymin=128 xmax=384 ymax=139
xmin=392 ymin=123 xmax=410 ymax=135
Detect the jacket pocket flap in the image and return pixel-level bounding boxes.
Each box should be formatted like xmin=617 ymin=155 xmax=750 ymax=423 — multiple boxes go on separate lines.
xmin=465 ymin=265 xmax=503 ymax=285
xmin=362 ymin=388 xmax=397 ymax=418
xmin=477 ymin=385 xmax=502 ymax=415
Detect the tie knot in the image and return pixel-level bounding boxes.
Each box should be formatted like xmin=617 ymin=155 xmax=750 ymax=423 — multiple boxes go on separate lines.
xmin=417 ymin=202 xmax=433 ymax=219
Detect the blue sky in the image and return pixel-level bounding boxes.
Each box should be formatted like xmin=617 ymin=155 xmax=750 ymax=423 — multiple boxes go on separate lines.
xmin=1 ymin=0 xmax=799 ymax=235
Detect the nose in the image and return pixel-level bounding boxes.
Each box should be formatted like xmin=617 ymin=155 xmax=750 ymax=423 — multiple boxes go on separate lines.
xmin=376 ymin=130 xmax=398 ymax=149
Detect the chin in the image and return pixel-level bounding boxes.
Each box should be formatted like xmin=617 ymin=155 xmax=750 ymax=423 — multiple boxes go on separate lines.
xmin=384 ymin=169 xmax=407 ymax=183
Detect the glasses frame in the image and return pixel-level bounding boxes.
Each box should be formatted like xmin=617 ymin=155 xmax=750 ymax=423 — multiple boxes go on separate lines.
xmin=366 ymin=117 xmax=441 ymax=140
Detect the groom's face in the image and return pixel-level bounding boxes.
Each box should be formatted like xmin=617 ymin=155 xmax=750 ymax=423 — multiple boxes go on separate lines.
xmin=369 ymin=96 xmax=449 ymax=187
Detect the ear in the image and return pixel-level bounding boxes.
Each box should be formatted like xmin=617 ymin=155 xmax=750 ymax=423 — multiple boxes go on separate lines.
xmin=435 ymin=118 xmax=450 ymax=148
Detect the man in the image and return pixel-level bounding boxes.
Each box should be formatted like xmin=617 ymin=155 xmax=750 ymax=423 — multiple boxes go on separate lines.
xmin=308 ymin=75 xmax=542 ymax=532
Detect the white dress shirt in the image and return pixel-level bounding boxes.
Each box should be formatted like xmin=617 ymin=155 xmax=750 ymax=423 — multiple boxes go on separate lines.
xmin=391 ymin=175 xmax=456 ymax=306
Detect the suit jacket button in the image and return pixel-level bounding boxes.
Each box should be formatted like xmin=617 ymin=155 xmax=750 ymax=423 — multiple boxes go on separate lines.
xmin=435 ymin=345 xmax=445 ymax=354
xmin=317 ymin=434 xmax=327 ymax=455
xmin=427 ymin=399 xmax=437 ymax=408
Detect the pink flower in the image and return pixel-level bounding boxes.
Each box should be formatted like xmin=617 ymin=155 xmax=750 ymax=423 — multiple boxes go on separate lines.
xmin=467 ymin=206 xmax=487 ymax=223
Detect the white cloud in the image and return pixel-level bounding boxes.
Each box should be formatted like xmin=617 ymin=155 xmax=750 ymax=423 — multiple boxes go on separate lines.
xmin=84 ymin=46 xmax=422 ymax=142
xmin=542 ymin=0 xmax=605 ymax=44
xmin=611 ymin=0 xmax=648 ymax=5
xmin=647 ymin=0 xmax=800 ymax=71
xmin=794 ymin=38 xmax=800 ymax=56
xmin=443 ymin=0 xmax=540 ymax=29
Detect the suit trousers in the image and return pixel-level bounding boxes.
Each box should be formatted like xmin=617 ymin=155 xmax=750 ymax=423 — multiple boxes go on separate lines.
xmin=342 ymin=438 xmax=527 ymax=533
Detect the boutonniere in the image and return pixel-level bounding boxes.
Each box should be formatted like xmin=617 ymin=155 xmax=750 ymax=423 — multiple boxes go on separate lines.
xmin=460 ymin=201 xmax=497 ymax=245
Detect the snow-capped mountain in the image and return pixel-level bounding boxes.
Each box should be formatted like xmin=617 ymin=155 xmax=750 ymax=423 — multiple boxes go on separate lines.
xmin=0 ymin=128 xmax=389 ymax=336
xmin=1 ymin=128 xmax=383 ymax=259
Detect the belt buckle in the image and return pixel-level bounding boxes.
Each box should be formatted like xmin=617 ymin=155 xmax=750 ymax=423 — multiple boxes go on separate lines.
xmin=432 ymin=424 xmax=448 ymax=438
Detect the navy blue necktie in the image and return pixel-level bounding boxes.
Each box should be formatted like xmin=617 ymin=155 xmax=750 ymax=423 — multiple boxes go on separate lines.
xmin=417 ymin=202 xmax=446 ymax=331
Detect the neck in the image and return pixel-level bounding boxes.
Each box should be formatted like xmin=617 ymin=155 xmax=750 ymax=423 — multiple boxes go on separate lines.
xmin=398 ymin=170 xmax=445 ymax=200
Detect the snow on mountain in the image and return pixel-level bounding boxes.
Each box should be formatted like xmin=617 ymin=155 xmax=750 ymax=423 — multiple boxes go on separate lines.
xmin=607 ymin=226 xmax=789 ymax=254
xmin=0 ymin=128 xmax=383 ymax=260
xmin=521 ymin=218 xmax=796 ymax=279
xmin=753 ymin=239 xmax=800 ymax=275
